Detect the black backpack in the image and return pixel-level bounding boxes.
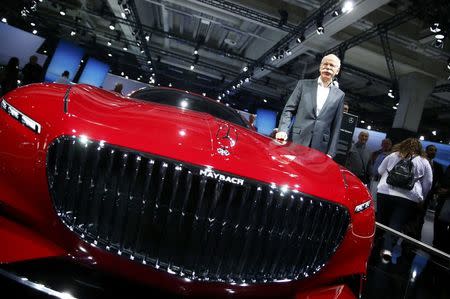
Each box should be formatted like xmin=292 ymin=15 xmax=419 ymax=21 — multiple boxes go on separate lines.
xmin=386 ymin=156 xmax=416 ymax=190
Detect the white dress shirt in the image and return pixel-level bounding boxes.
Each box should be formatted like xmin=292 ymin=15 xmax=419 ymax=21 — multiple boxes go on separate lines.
xmin=316 ymin=77 xmax=331 ymax=116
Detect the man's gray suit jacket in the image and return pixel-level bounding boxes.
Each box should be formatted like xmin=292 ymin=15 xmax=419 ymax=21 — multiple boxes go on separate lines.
xmin=278 ymin=79 xmax=345 ymax=156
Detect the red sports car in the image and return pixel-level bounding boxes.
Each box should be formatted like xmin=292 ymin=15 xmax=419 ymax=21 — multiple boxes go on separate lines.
xmin=0 ymin=84 xmax=374 ymax=298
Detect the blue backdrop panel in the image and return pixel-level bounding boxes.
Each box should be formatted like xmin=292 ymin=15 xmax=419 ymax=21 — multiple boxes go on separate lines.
xmin=78 ymin=58 xmax=110 ymax=87
xmin=255 ymin=108 xmax=277 ymax=136
xmin=45 ymin=40 xmax=84 ymax=82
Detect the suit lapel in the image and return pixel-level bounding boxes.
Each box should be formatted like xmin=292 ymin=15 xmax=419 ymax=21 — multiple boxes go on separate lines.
xmin=310 ymin=80 xmax=318 ymax=116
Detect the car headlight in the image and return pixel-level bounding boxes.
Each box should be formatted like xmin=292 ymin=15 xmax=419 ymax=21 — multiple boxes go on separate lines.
xmin=1 ymin=98 xmax=41 ymax=133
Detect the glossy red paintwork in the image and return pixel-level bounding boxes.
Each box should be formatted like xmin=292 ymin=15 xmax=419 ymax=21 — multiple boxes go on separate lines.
xmin=0 ymin=83 xmax=375 ymax=298
xmin=296 ymin=285 xmax=356 ymax=299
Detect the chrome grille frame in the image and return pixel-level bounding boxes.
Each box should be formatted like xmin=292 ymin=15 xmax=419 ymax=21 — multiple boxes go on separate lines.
xmin=46 ymin=136 xmax=350 ymax=284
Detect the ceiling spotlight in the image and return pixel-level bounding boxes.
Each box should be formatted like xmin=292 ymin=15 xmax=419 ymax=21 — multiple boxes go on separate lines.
xmin=367 ymin=125 xmax=371 ymax=130
xmin=271 ymin=55 xmax=277 ymax=61
xmin=109 ymin=22 xmax=115 ymax=30
xmin=70 ymin=30 xmax=76 ymax=36
xmin=193 ymin=49 xmax=198 ymax=55
xmin=263 ymin=99 xmax=267 ymax=103
xmin=242 ymin=66 xmax=248 ymax=72
xmin=1 ymin=18 xmax=7 ymax=23
xmin=435 ymin=33 xmax=445 ymax=40
xmin=121 ymin=12 xmax=126 ymax=19
xmin=59 ymin=8 xmax=66 ymax=16
xmin=332 ymin=10 xmax=339 ymax=17
xmin=316 ymin=21 xmax=324 ymax=35
xmin=169 ymin=83 xmax=172 ymax=87
xmin=419 ymin=136 xmax=425 ymax=141
xmin=202 ymin=93 xmax=206 ymax=96
xmin=108 ymin=53 xmax=112 ymax=57
xmin=341 ymin=1 xmax=354 ymax=14
xmin=387 ymin=89 xmax=395 ymax=98
xmin=30 ymin=22 xmax=36 ymax=27
xmin=145 ymin=35 xmax=150 ymax=42
xmin=32 ymin=29 xmax=37 ymax=35
xmin=190 ymin=65 xmax=195 ymax=70
xmin=107 ymin=40 xmax=112 ymax=46
xmin=147 ymin=60 xmax=151 ymax=64
xmin=430 ymin=23 xmax=441 ymax=33
xmin=432 ymin=130 xmax=437 ymax=136
xmin=296 ymin=34 xmax=305 ymax=43
xmin=123 ymin=44 xmax=128 ymax=51
xmin=392 ymin=106 xmax=397 ymax=110
xmin=435 ymin=39 xmax=444 ymax=48
xmin=285 ymin=47 xmax=292 ymax=56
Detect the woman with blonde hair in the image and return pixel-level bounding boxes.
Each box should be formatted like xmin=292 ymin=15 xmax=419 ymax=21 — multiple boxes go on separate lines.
xmin=376 ymin=138 xmax=432 ymax=263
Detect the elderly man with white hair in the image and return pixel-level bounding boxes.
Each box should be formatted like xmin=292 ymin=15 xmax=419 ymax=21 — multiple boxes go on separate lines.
xmin=276 ymin=54 xmax=345 ymax=157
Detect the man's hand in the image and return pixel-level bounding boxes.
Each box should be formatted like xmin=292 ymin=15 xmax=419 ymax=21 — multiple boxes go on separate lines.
xmin=275 ymin=131 xmax=288 ymax=141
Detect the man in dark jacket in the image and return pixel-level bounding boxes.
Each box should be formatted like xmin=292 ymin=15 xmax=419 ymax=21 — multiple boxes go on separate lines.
xmin=22 ymin=55 xmax=43 ymax=85
xmin=346 ymin=131 xmax=371 ymax=184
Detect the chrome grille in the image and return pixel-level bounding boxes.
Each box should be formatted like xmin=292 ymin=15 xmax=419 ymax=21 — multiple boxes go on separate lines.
xmin=47 ymin=136 xmax=350 ymax=283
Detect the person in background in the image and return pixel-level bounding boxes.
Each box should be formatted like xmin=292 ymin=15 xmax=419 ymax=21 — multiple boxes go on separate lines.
xmin=410 ymin=144 xmax=446 ymax=240
xmin=376 ymin=138 xmax=432 ymax=263
xmin=54 ymin=70 xmax=70 ymax=84
xmin=0 ymin=57 xmax=20 ymax=96
xmin=369 ymin=138 xmax=393 ymax=209
xmin=433 ymin=165 xmax=450 ymax=252
xmin=424 ymin=145 xmax=444 ymax=210
xmin=22 ymin=55 xmax=43 ymax=85
xmin=112 ymin=82 xmax=124 ymax=95
xmin=343 ymin=101 xmax=349 ymax=113
xmin=346 ymin=131 xmax=371 ymax=184
xmin=276 ymin=54 xmax=345 ymax=157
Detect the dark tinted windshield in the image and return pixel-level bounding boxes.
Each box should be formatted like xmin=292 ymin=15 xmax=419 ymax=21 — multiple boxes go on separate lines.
xmin=130 ymin=89 xmax=248 ymax=127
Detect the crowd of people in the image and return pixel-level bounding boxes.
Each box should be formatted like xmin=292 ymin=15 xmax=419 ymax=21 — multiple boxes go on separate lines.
xmin=0 ymin=56 xmax=124 ymax=96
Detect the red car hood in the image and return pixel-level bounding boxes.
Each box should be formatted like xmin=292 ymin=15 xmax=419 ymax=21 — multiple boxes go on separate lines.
xmin=9 ymin=84 xmax=347 ymax=205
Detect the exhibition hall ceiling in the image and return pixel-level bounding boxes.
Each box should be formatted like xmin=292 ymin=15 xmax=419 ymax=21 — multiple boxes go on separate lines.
xmin=2 ymin=0 xmax=450 ymax=139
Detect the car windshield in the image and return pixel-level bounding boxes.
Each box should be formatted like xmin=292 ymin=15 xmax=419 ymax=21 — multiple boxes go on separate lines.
xmin=130 ymin=88 xmax=248 ymax=127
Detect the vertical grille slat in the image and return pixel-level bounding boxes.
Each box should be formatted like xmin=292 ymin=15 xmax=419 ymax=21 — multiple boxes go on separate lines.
xmin=133 ymin=159 xmax=155 ymax=256
xmin=47 ymin=136 xmax=350 ymax=284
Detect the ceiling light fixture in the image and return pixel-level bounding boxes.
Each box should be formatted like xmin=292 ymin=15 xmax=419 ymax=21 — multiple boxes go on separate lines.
xmin=107 ymin=40 xmax=112 ymax=46
xmin=435 ymin=33 xmax=445 ymax=40
xmin=316 ymin=20 xmax=324 ymax=35
xmin=430 ymin=23 xmax=441 ymax=33
xmin=341 ymin=1 xmax=354 ymax=14
xmin=296 ymin=34 xmax=305 ymax=43
xmin=32 ymin=29 xmax=37 ymax=35
xmin=1 ymin=18 xmax=7 ymax=23
xmin=109 ymin=22 xmax=115 ymax=30
xmin=387 ymin=89 xmax=395 ymax=98
xmin=59 ymin=8 xmax=66 ymax=16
